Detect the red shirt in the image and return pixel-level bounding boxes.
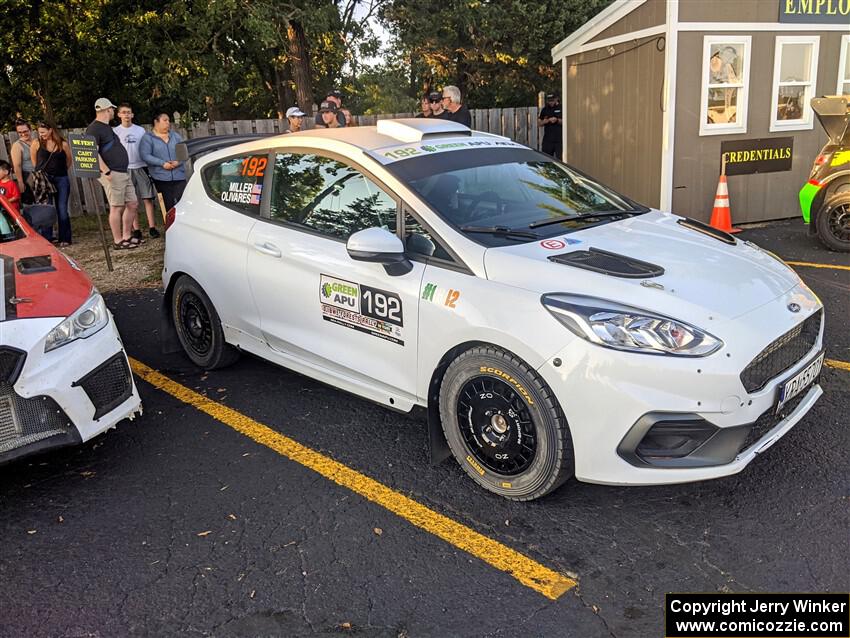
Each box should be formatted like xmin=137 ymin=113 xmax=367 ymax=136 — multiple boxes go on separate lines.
xmin=0 ymin=178 xmax=20 ymax=212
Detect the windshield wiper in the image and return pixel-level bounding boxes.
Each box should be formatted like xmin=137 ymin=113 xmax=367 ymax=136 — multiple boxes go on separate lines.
xmin=459 ymin=225 xmax=539 ymax=240
xmin=528 ymin=210 xmax=642 ymax=229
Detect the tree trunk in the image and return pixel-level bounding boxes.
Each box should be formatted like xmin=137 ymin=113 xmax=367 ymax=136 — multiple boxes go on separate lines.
xmin=287 ymin=20 xmax=314 ymax=116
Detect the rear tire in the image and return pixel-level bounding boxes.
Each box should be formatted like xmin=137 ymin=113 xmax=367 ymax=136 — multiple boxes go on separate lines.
xmin=815 ymin=192 xmax=850 ymax=252
xmin=438 ymin=345 xmax=574 ymax=501
xmin=172 ymin=275 xmax=240 ymax=370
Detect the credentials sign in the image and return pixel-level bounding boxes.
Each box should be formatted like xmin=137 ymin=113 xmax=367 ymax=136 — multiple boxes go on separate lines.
xmin=721 ymin=137 xmax=794 ymax=176
xmin=779 ymin=0 xmax=850 ymax=24
xmin=68 ymin=134 xmax=101 ymax=178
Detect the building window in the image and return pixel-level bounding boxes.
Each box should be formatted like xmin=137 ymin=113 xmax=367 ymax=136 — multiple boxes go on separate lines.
xmin=838 ymin=35 xmax=850 ymax=96
xmin=770 ymin=36 xmax=820 ymax=132
xmin=699 ymin=36 xmax=751 ymax=136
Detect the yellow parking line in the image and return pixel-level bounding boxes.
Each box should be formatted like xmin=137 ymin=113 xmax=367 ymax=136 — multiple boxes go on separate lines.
xmin=785 ymin=261 xmax=850 ymax=272
xmin=128 ymin=357 xmax=576 ymax=600
xmin=826 ymin=359 xmax=850 ymax=372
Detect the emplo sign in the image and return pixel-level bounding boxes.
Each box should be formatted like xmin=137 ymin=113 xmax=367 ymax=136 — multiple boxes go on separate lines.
xmin=779 ymin=0 xmax=850 ymax=23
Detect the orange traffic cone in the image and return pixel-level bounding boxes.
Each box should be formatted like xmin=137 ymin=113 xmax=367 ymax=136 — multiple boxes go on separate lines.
xmin=709 ymin=164 xmax=740 ymax=234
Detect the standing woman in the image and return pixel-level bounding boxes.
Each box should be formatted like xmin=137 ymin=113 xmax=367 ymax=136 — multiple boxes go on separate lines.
xmin=30 ymin=122 xmax=72 ymax=245
xmin=139 ymin=112 xmax=186 ymax=210
xmin=11 ymin=119 xmax=35 ymax=204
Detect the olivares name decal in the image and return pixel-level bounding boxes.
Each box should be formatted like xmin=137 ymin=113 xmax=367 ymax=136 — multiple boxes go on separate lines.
xmin=721 ymin=138 xmax=794 ymax=176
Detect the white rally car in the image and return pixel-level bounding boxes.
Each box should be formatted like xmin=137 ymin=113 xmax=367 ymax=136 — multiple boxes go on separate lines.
xmin=0 ymin=199 xmax=141 ymax=464
xmin=161 ymin=119 xmax=824 ymax=500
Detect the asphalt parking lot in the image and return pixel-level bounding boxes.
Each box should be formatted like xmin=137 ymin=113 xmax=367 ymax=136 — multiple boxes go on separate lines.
xmin=1 ymin=219 xmax=848 ymax=638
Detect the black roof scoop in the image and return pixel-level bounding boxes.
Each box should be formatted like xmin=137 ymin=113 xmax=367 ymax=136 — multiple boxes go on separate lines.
xmin=16 ymin=255 xmax=55 ymax=274
xmin=548 ymin=247 xmax=664 ymax=278
xmin=676 ymin=217 xmax=737 ymax=245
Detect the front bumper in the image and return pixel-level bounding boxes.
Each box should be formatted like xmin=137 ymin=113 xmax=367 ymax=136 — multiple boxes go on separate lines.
xmin=0 ymin=313 xmax=142 ymax=464
xmin=537 ymin=283 xmax=824 ymax=486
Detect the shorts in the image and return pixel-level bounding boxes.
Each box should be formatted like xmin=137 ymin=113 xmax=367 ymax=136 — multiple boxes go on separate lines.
xmin=98 ymin=171 xmax=137 ymax=206
xmin=129 ymin=167 xmax=155 ymax=200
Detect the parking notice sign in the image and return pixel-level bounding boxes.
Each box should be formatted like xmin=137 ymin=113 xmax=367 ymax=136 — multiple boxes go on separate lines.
xmin=68 ymin=134 xmax=101 ymax=178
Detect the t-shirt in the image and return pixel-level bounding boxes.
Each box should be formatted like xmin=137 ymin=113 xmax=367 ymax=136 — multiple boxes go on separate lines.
xmin=539 ymin=105 xmax=563 ymax=142
xmin=113 ymin=123 xmax=147 ymax=169
xmin=86 ymin=120 xmax=129 ymax=172
xmin=0 ymin=179 xmax=21 ymax=211
xmin=445 ymin=104 xmax=471 ymax=127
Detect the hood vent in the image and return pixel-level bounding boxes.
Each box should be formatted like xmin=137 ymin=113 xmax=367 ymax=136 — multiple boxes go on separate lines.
xmin=676 ymin=217 xmax=737 ymax=245
xmin=16 ymin=255 xmax=55 ymax=274
xmin=548 ymin=247 xmax=664 ymax=278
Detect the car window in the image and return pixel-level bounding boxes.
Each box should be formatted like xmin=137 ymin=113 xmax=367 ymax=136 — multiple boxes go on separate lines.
xmin=203 ymin=154 xmax=268 ymax=215
xmin=270 ymin=153 xmax=398 ymax=240
xmin=403 ymin=211 xmax=453 ymax=261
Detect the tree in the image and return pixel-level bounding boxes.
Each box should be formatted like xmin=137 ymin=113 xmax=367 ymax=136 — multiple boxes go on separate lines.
xmin=378 ymin=0 xmax=610 ymax=107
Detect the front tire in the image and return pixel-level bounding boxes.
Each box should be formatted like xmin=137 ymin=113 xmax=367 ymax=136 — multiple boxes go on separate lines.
xmin=438 ymin=346 xmax=574 ymax=501
xmin=172 ymin=275 xmax=240 ymax=370
xmin=815 ymin=192 xmax=850 ymax=252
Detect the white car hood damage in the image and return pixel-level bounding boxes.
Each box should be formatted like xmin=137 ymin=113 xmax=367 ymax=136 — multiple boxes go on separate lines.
xmin=483 ymin=211 xmax=803 ymax=327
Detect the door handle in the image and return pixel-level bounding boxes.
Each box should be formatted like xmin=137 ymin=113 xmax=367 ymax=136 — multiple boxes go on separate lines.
xmin=253 ymin=242 xmax=282 ymax=258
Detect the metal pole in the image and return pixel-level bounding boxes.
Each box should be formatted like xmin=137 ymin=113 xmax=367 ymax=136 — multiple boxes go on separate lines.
xmin=95 ymin=197 xmax=113 ymax=273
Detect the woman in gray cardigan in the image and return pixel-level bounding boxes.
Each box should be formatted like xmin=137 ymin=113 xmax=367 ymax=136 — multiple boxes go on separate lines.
xmin=139 ymin=112 xmax=186 ymax=210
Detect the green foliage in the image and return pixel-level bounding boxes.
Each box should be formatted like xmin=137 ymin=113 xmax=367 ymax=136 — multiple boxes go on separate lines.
xmin=0 ymin=0 xmax=610 ymax=128
xmin=379 ymin=0 xmax=610 ymax=107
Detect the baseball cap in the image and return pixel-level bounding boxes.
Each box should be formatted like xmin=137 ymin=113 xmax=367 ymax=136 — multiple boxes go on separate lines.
xmin=94 ymin=97 xmax=117 ymax=111
xmin=546 ymin=93 xmax=557 ymax=100
xmin=319 ymin=101 xmax=337 ymax=113
xmin=286 ymin=107 xmax=306 ymax=118
xmin=428 ymin=91 xmax=442 ymax=103
xmin=327 ymin=89 xmax=343 ymax=99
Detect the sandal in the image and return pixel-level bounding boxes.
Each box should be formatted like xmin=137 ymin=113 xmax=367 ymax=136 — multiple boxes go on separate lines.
xmin=129 ymin=236 xmax=144 ymax=247
xmin=113 ymin=240 xmax=137 ymax=250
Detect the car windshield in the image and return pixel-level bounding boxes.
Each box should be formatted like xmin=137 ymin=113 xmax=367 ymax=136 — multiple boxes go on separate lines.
xmin=386 ymin=148 xmax=644 ymax=247
xmin=0 ymin=208 xmax=24 ymax=243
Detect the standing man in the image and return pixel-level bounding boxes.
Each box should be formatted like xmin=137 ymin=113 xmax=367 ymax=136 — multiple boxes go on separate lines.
xmin=285 ymin=106 xmax=305 ymax=133
xmin=114 ymin=103 xmax=160 ymax=238
xmin=441 ymin=86 xmax=471 ymax=127
xmin=316 ymin=101 xmax=342 ymax=129
xmin=86 ymin=98 xmax=140 ymax=250
xmin=314 ymin=89 xmax=346 ymax=127
xmin=538 ymin=93 xmax=563 ymax=160
xmin=415 ymin=93 xmax=432 ymax=118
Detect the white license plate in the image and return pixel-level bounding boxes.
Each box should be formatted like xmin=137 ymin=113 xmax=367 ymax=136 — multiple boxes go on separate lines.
xmin=775 ymin=351 xmax=824 ymax=414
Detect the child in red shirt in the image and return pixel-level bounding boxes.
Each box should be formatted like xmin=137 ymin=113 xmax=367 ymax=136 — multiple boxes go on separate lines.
xmin=0 ymin=160 xmax=21 ymax=213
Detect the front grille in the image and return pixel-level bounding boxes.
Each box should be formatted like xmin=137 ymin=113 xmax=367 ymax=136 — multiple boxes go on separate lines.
xmin=738 ymin=389 xmax=810 ymax=454
xmin=740 ymin=310 xmax=822 ymax=393
xmin=73 ymin=354 xmax=133 ymax=420
xmin=0 ymin=347 xmax=26 ymax=384
xmin=0 ymin=384 xmax=74 ymax=454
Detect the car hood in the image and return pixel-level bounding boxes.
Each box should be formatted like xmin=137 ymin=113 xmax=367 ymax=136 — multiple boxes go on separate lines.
xmin=0 ymin=238 xmax=92 ymax=323
xmin=483 ymin=211 xmax=803 ymax=327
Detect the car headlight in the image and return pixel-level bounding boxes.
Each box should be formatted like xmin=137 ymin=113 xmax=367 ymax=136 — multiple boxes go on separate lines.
xmin=541 ymin=294 xmax=722 ymax=357
xmin=44 ymin=291 xmax=109 ymax=352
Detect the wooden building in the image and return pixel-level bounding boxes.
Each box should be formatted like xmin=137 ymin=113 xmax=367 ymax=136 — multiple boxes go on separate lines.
xmin=552 ymin=0 xmax=850 ymax=223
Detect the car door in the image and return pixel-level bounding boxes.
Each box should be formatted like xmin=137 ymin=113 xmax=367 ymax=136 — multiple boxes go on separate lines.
xmin=246 ymin=150 xmax=426 ymax=406
xmin=178 ymin=150 xmax=270 ymax=342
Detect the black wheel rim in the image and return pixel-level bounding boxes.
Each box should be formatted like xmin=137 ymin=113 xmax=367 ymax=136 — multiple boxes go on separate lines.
xmin=179 ymin=292 xmax=213 ymax=358
xmin=456 ymin=377 xmax=537 ymax=476
xmin=826 ymin=204 xmax=850 ymax=243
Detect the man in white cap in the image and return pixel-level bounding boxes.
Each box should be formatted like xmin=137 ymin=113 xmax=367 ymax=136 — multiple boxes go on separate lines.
xmin=85 ymin=97 xmax=140 ymax=250
xmin=285 ymin=107 xmax=305 ymax=133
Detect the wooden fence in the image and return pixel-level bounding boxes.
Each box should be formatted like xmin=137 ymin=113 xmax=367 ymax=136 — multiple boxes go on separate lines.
xmin=0 ymin=107 xmax=540 ymax=216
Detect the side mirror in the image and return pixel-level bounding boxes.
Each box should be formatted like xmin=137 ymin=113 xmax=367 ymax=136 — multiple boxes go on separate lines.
xmin=23 ymin=204 xmax=58 ymax=229
xmin=347 ymin=227 xmax=413 ymax=276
